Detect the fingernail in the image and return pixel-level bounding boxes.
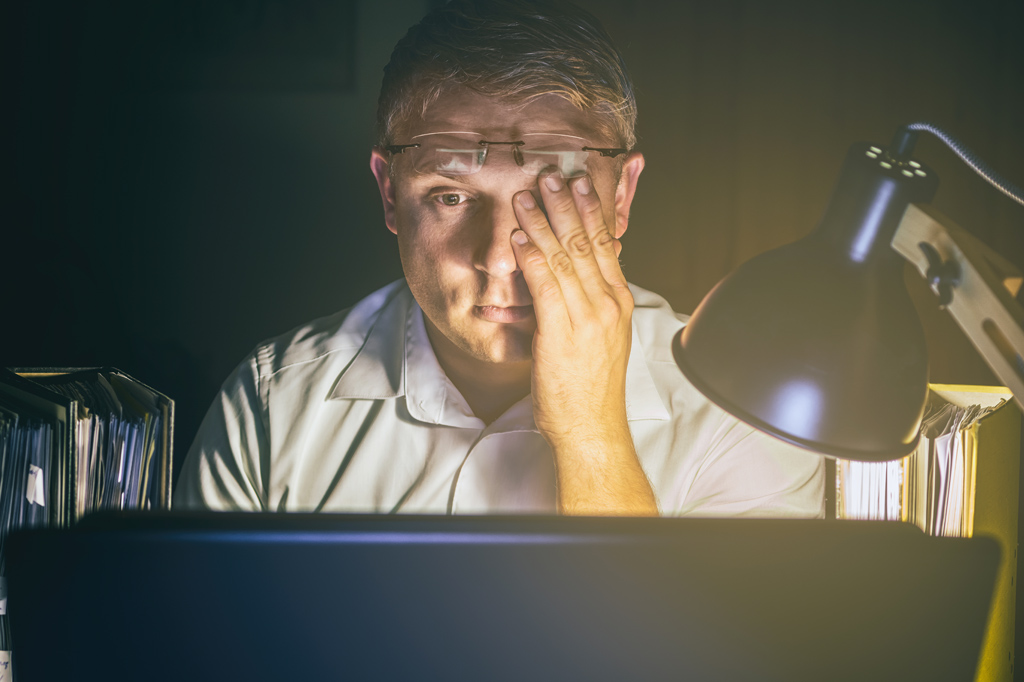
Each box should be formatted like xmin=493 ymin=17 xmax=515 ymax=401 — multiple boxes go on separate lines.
xmin=544 ymin=173 xmax=563 ymax=192
xmin=518 ymin=191 xmax=536 ymax=209
xmin=511 ymin=229 xmax=529 ymax=245
xmin=574 ymin=176 xmax=591 ymax=195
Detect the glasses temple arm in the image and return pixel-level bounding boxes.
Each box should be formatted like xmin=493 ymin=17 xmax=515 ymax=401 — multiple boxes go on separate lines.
xmin=582 ymin=147 xmax=628 ymax=158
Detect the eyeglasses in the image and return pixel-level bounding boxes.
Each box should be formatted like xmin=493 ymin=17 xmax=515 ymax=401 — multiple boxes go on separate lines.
xmin=384 ymin=131 xmax=627 ymax=178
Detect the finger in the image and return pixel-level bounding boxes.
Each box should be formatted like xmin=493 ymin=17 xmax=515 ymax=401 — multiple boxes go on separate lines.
xmin=520 ymin=169 xmax=606 ymax=307
xmin=513 ymin=189 xmax=591 ymax=313
xmin=509 ymin=227 xmax=570 ymax=330
xmin=536 ymin=168 xmax=606 ymax=276
xmin=567 ymin=174 xmax=629 ymax=291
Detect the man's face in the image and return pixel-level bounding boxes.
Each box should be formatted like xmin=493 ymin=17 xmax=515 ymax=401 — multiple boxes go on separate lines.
xmin=370 ymin=86 xmax=634 ymax=367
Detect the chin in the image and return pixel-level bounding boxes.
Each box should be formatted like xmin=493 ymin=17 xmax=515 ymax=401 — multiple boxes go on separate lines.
xmin=484 ymin=346 xmax=533 ymax=364
xmin=463 ymin=326 xmax=534 ymax=365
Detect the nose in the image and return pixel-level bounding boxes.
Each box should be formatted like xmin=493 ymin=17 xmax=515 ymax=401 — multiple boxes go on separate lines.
xmin=472 ymin=194 xmax=524 ymax=279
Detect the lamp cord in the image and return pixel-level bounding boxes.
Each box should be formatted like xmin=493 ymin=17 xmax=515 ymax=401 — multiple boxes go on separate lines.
xmin=890 ymin=122 xmax=1024 ymax=208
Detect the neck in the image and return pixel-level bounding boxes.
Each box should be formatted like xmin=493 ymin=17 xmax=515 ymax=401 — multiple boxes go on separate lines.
xmin=423 ymin=319 xmax=531 ymax=425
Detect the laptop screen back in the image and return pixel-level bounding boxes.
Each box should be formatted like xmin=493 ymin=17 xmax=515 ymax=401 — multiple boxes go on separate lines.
xmin=6 ymin=513 xmax=999 ymax=682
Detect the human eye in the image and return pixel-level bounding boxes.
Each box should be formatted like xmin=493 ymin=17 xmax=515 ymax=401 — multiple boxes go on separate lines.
xmin=432 ymin=190 xmax=472 ymax=207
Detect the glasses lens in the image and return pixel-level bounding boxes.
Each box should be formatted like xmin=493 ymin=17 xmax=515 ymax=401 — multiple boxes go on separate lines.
xmin=519 ymin=150 xmax=591 ymax=178
xmin=399 ymin=133 xmax=600 ymax=177
xmin=519 ymin=134 xmax=592 ymax=177
xmin=405 ymin=135 xmax=485 ymax=175
xmin=432 ymin=147 xmax=485 ymax=175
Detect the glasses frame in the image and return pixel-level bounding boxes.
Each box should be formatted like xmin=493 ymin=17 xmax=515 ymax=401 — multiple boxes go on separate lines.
xmin=384 ymin=132 xmax=628 ymax=176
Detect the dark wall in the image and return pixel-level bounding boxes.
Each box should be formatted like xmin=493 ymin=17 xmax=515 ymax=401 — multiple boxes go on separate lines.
xmin=5 ymin=0 xmax=424 ymax=477
xmin=5 ymin=0 xmax=1023 ymax=477
xmin=603 ymin=0 xmax=1024 ymax=393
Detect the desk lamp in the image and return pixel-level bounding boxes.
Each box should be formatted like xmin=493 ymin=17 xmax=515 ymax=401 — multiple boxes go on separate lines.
xmin=672 ymin=122 xmax=1024 ymax=462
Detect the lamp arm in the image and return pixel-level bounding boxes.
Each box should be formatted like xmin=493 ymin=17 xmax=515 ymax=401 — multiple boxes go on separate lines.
xmin=892 ymin=203 xmax=1024 ymax=412
xmin=892 ymin=123 xmax=1024 ymax=207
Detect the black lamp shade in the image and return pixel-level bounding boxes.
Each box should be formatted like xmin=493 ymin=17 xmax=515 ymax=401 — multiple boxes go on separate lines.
xmin=673 ymin=142 xmax=939 ymax=461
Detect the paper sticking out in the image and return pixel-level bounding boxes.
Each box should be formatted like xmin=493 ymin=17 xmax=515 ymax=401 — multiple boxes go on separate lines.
xmin=835 ymin=391 xmax=1008 ymax=536
xmin=0 ymin=650 xmax=10 ymax=680
xmin=26 ymin=464 xmax=45 ymax=507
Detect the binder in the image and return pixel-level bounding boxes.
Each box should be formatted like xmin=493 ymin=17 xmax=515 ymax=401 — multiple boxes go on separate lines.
xmin=0 ymin=371 xmax=76 ymax=528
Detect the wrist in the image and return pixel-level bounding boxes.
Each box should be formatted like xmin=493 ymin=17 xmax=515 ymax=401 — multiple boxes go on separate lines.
xmin=544 ymin=416 xmax=632 ymax=459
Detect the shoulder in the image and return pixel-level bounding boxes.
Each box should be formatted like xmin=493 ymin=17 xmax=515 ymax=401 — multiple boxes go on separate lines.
xmin=627 ymin=282 xmax=688 ymax=366
xmin=251 ymin=279 xmax=410 ymax=380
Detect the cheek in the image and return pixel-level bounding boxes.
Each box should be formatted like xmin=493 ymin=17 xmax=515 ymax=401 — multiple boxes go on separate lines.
xmin=395 ymin=196 xmax=482 ymax=254
xmin=393 ymin=201 xmax=477 ymax=294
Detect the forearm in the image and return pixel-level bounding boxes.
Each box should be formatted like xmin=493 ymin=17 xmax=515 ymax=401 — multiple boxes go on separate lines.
xmin=509 ymin=164 xmax=656 ymax=516
xmin=551 ymin=426 xmax=659 ymax=516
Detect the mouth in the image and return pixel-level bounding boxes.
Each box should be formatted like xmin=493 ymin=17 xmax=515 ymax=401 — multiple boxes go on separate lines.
xmin=474 ymin=304 xmax=535 ymax=323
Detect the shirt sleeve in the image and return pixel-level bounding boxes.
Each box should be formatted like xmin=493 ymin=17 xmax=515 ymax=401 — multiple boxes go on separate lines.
xmin=675 ymin=418 xmax=826 ymax=519
xmin=173 ymin=351 xmax=269 ymax=511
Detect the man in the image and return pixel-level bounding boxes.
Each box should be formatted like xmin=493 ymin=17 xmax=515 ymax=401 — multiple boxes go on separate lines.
xmin=175 ymin=0 xmax=823 ymax=516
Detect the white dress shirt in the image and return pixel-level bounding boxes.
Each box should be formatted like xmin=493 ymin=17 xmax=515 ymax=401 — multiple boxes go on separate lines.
xmin=174 ymin=279 xmax=824 ymax=516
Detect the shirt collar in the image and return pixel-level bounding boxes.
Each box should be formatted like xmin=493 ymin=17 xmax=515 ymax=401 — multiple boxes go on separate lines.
xmin=327 ymin=286 xmax=408 ymax=400
xmin=329 ymin=284 xmax=669 ymax=425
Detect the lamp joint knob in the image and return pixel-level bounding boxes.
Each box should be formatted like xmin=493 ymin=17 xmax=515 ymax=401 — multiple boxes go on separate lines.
xmin=919 ymin=242 xmax=960 ymax=308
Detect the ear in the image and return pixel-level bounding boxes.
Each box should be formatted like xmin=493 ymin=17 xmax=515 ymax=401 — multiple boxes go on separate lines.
xmin=612 ymin=151 xmax=645 ymax=239
xmin=370 ymin=148 xmax=398 ymax=235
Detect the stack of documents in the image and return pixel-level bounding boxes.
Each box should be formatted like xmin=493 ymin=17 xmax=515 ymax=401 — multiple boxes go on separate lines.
xmin=33 ymin=372 xmax=168 ymax=517
xmin=835 ymin=386 xmax=1007 ymax=536
xmin=0 ymin=368 xmax=173 ymax=652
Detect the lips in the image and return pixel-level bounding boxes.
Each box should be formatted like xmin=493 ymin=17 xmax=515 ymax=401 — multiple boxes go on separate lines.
xmin=475 ymin=305 xmax=535 ymax=323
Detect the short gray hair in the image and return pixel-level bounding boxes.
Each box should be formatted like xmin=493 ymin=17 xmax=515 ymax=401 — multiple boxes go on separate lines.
xmin=376 ymin=0 xmax=637 ymax=151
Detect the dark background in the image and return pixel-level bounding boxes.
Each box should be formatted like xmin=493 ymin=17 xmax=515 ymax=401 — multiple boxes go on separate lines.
xmin=4 ymin=0 xmax=1024 ymax=673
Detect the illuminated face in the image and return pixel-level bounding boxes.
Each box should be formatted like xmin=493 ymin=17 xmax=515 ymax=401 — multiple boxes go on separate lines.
xmin=371 ymin=87 xmax=628 ymax=366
